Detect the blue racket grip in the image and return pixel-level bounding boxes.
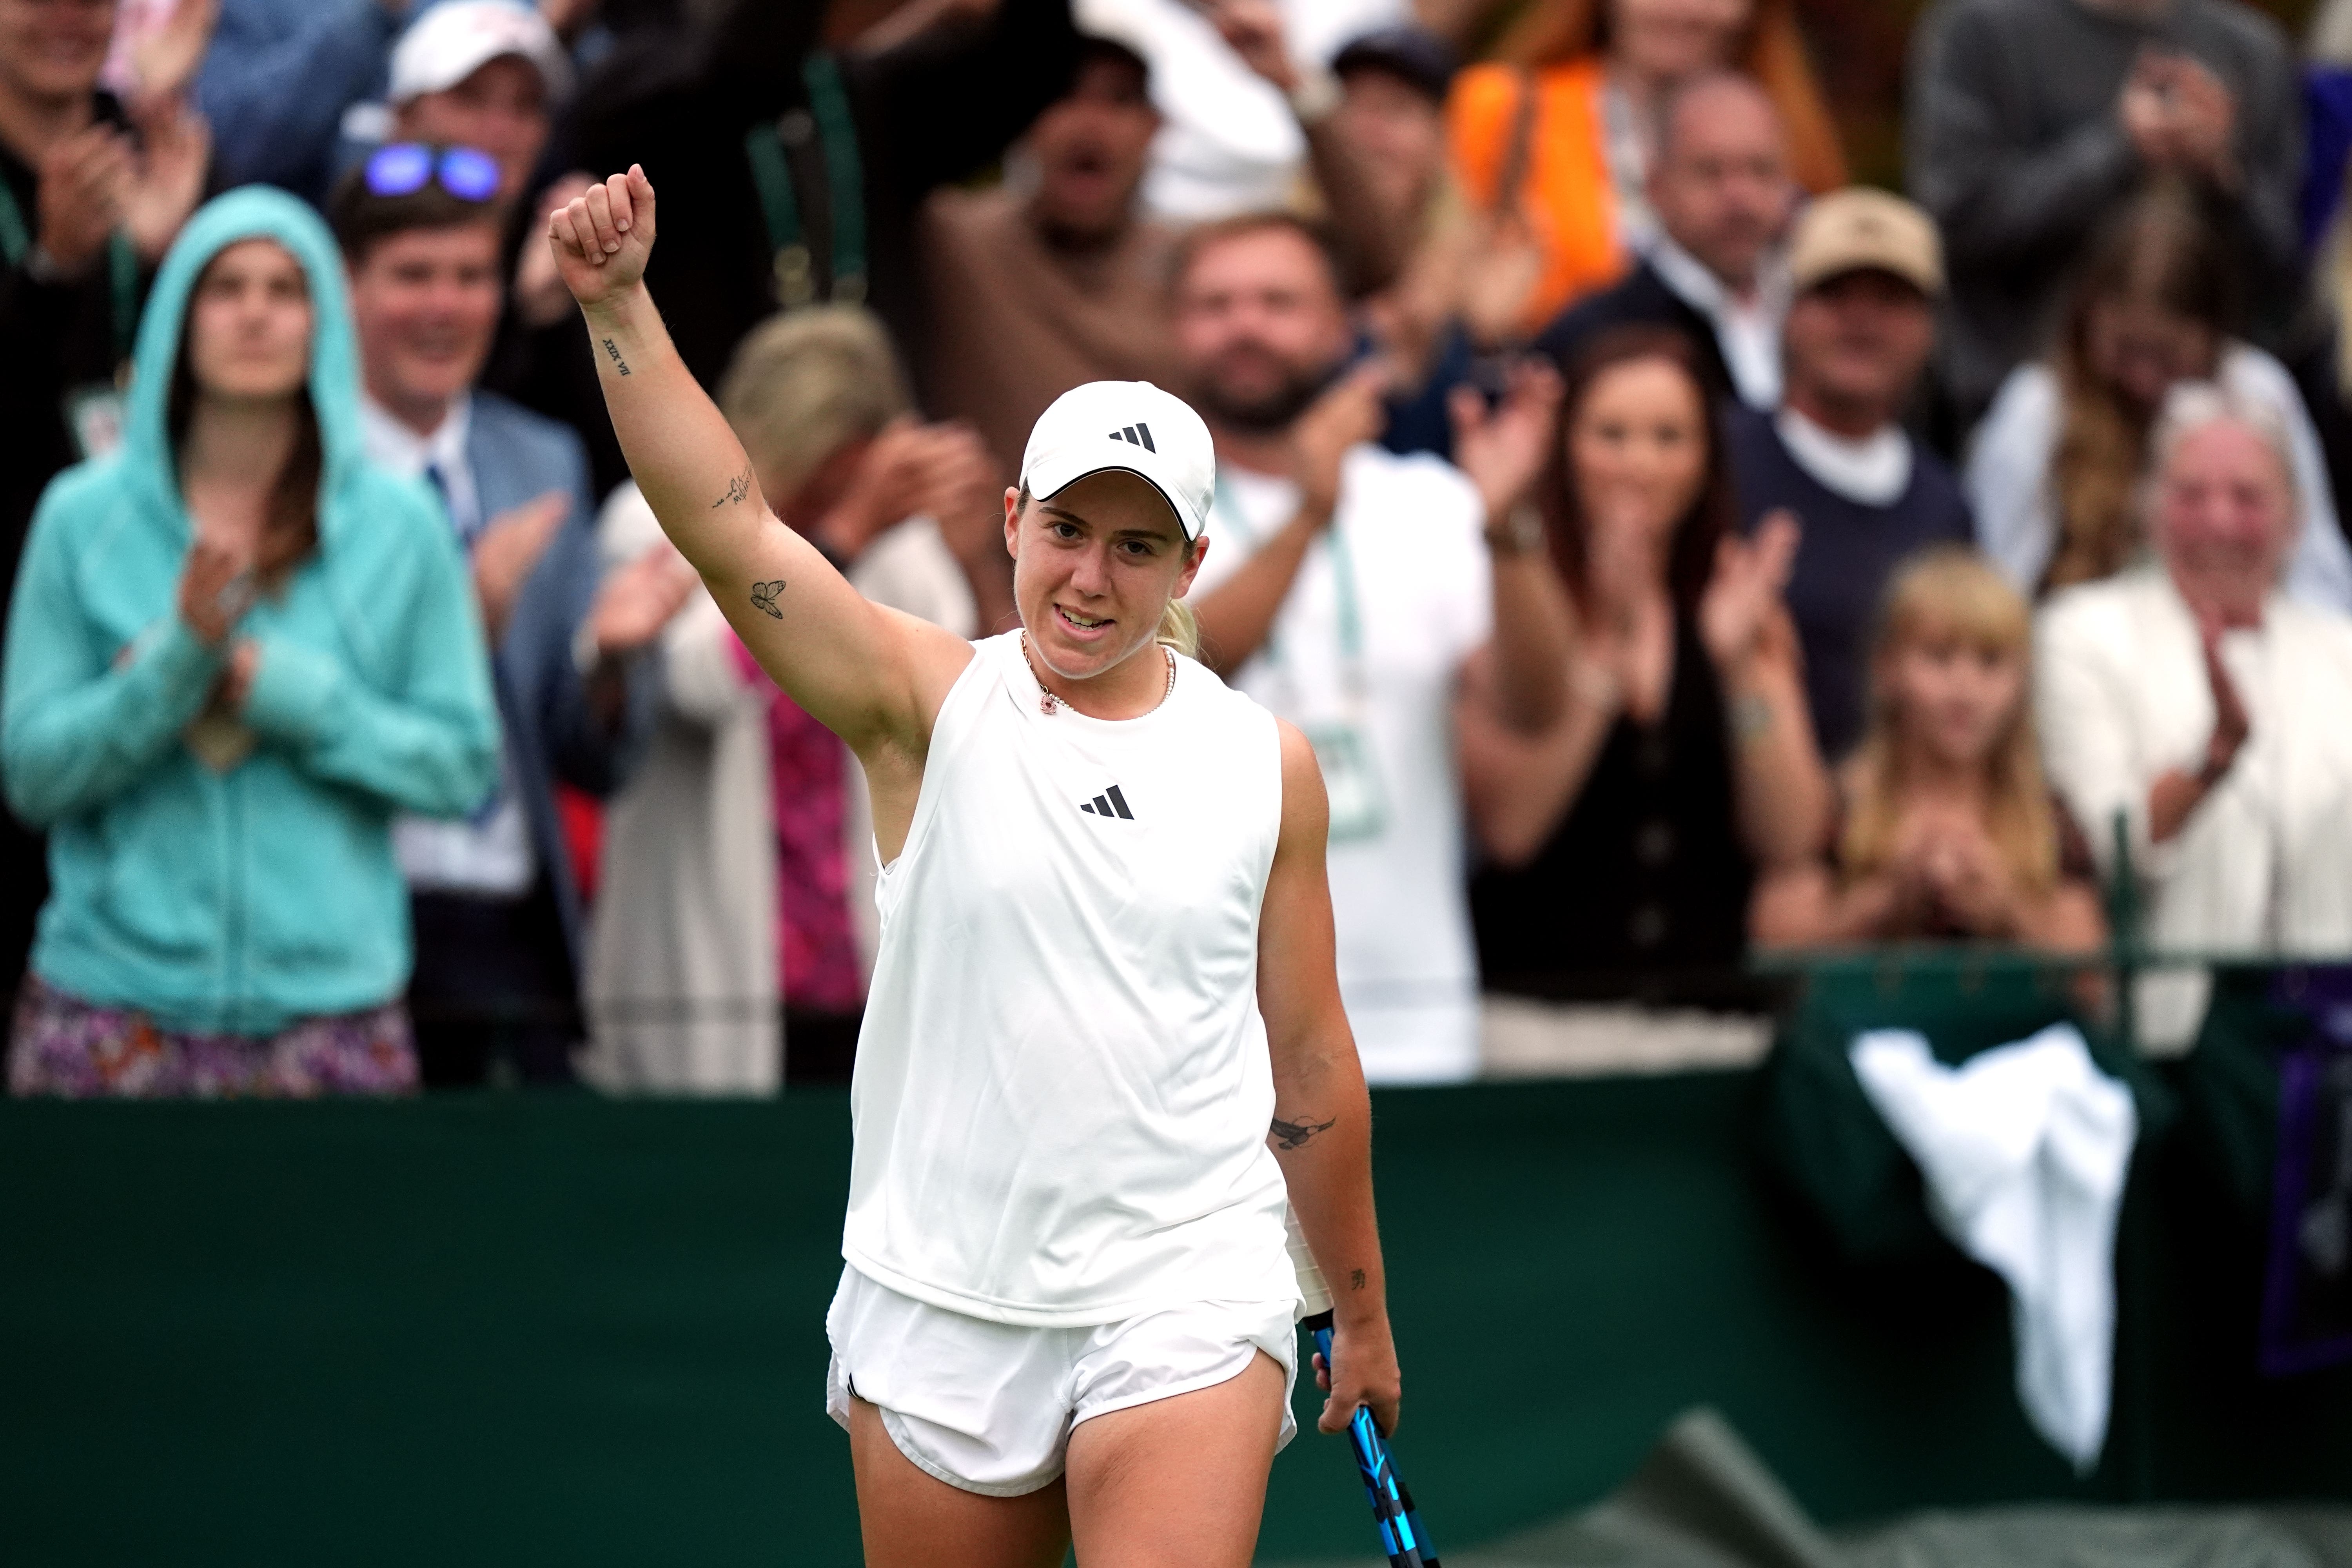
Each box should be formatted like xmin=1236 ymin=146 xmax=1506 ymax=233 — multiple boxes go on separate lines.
xmin=1309 ymin=1318 xmax=1440 ymax=1568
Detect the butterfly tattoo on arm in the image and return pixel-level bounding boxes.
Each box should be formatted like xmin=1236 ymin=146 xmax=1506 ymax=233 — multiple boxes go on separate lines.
xmin=749 ymin=579 xmax=785 ymax=619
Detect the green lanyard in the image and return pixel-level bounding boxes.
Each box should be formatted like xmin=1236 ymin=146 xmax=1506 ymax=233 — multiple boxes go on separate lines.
xmin=1212 ymin=472 xmax=1370 ymax=698
xmin=743 ymin=53 xmax=867 ymax=309
xmin=0 ymin=176 xmax=139 ymax=367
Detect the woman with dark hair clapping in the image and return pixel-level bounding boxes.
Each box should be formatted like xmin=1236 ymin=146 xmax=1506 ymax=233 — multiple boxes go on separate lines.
xmin=1462 ymin=324 xmax=1827 ymax=1004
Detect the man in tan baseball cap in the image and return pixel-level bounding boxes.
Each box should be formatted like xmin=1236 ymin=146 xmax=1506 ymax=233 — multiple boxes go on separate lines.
xmin=1723 ymin=186 xmax=1973 ymax=759
xmin=1788 ymin=187 xmax=1944 ymax=297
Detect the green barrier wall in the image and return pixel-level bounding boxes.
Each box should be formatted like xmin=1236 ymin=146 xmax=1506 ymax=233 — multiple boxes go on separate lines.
xmin=5 ymin=1074 xmax=2347 ymax=1565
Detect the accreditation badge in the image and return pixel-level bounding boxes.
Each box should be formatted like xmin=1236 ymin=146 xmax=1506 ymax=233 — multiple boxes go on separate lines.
xmin=1304 ymin=721 xmax=1387 ymax=843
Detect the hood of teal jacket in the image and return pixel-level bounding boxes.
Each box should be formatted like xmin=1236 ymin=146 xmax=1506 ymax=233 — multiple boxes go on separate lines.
xmin=120 ymin=186 xmax=365 ymax=539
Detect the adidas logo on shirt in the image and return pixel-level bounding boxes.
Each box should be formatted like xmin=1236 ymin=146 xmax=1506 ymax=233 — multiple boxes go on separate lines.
xmin=1106 ymin=423 xmax=1156 ymax=452
xmin=1078 ymin=785 xmax=1136 ymax=820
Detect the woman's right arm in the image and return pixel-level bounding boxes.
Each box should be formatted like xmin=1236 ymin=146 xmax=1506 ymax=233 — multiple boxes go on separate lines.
xmin=548 ymin=169 xmax=973 ymax=763
xmin=2 ymin=501 xmax=227 ymax=827
xmin=1454 ymin=644 xmax=1618 ymax=866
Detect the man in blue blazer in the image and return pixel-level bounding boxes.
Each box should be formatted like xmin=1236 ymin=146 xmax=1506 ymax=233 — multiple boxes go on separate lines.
xmin=332 ymin=149 xmax=693 ymax=1084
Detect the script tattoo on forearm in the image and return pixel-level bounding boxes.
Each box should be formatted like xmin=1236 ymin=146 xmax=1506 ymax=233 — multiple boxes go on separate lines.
xmin=749 ymin=580 xmax=785 ymax=619
xmin=1270 ymin=1114 xmax=1336 ymax=1150
xmin=600 ymin=337 xmax=630 ymax=376
xmin=712 ymin=466 xmax=752 ymax=508
xmin=1350 ymin=1269 xmax=1367 ymax=1292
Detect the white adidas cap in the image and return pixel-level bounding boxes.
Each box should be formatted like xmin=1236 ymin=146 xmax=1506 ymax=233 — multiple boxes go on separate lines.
xmin=1019 ymin=381 xmax=1216 ymax=542
xmin=390 ymin=0 xmax=573 ymax=105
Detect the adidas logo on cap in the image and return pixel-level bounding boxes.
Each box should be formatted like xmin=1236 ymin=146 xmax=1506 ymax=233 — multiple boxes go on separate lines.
xmin=1019 ymin=382 xmax=1216 ymax=541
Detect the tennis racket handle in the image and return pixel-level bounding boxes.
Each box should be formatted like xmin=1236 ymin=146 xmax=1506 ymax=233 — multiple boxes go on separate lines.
xmin=1305 ymin=1317 xmax=1441 ymax=1568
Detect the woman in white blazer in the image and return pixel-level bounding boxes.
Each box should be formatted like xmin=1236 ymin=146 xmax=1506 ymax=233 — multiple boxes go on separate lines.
xmin=2036 ymin=383 xmax=2352 ymax=1051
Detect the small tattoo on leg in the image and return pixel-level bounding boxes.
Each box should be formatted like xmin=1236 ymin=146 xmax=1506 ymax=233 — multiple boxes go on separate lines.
xmin=1270 ymin=1114 xmax=1335 ymax=1150
xmin=749 ymin=579 xmax=785 ymax=619
xmin=713 ymin=466 xmax=752 ymax=508
xmin=600 ymin=337 xmax=631 ymax=376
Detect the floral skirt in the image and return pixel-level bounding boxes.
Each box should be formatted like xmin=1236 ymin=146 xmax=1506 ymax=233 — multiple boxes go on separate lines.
xmin=7 ymin=976 xmax=419 ymax=1098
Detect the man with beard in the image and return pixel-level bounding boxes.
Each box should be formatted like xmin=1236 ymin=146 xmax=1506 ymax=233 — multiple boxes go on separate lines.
xmin=918 ymin=31 xmax=1183 ymax=488
xmin=1182 ymin=214 xmax=1572 ymax=1084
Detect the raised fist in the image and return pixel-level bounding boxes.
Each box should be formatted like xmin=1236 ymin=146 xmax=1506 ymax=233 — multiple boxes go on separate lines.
xmin=548 ymin=165 xmax=659 ymax=310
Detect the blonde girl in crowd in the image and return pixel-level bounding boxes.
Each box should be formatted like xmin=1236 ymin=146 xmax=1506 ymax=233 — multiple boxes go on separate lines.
xmin=1752 ymin=546 xmax=2105 ymax=950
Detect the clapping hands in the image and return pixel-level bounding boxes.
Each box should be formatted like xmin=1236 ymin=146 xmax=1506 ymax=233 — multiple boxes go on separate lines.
xmin=590 ymin=541 xmax=701 ymax=659
xmin=2120 ymin=48 xmax=2238 ymax=187
xmin=1697 ymin=507 xmax=1801 ymax=675
xmin=1884 ymin=808 xmax=2026 ymax=938
xmin=813 ymin=418 xmax=999 ymax=565
xmin=1448 ymin=359 xmax=1566 ymax=528
xmin=1292 ymin=361 xmax=1394 ymax=521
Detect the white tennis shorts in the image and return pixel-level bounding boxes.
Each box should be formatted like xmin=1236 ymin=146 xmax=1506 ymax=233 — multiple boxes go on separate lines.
xmin=823 ymin=1264 xmax=1299 ymax=1496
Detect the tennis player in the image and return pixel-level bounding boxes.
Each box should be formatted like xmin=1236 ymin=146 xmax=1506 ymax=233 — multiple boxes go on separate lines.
xmin=549 ymin=168 xmax=1400 ymax=1566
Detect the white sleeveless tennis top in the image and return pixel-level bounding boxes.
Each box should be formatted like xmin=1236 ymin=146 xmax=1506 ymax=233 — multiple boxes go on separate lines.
xmin=842 ymin=630 xmax=1298 ymax=1326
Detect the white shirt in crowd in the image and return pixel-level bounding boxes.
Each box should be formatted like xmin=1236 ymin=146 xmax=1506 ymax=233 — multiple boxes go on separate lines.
xmin=1967 ymin=343 xmax=2352 ymax=613
xmin=1646 ymin=231 xmax=1789 ymax=409
xmin=2036 ymin=566 xmax=2352 ymax=1049
xmin=359 ymin=392 xmax=535 ymax=898
xmin=1191 ymin=443 xmax=1491 ymax=1084
xmin=1077 ymin=0 xmax=1403 ymax=220
xmin=1774 ymin=404 xmax=1912 ymax=505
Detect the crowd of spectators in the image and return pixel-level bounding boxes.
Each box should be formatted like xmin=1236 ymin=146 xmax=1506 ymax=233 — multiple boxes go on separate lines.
xmin=5 ymin=0 xmax=2352 ymax=1097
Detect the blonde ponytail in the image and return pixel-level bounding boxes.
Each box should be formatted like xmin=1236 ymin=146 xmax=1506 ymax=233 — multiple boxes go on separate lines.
xmin=1156 ymin=596 xmax=1200 ymax=658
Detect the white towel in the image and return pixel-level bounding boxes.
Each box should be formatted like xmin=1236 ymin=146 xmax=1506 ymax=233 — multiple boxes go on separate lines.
xmin=1849 ymin=1024 xmax=2138 ymax=1472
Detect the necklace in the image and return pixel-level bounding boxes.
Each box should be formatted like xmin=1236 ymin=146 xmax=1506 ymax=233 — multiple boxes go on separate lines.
xmin=1022 ymin=632 xmax=1176 ymax=715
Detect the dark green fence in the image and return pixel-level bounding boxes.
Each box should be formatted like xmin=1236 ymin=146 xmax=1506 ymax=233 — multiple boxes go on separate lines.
xmin=7 ymin=1038 xmax=2347 ymax=1565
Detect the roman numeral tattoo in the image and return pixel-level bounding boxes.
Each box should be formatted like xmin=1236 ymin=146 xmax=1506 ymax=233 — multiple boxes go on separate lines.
xmin=713 ymin=466 xmax=752 ymax=508
xmin=1270 ymin=1114 xmax=1335 ymax=1150
xmin=600 ymin=337 xmax=630 ymax=376
xmin=749 ymin=580 xmax=785 ymax=619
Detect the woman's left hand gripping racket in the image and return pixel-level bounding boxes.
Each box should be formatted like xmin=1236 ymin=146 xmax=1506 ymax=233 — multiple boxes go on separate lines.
xmin=1289 ymin=1207 xmax=1439 ymax=1568
xmin=1303 ymin=1310 xmax=1440 ymax=1568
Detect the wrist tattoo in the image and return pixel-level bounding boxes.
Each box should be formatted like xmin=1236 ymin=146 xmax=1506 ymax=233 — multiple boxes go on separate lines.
xmin=1350 ymin=1269 xmax=1367 ymax=1291
xmin=600 ymin=337 xmax=631 ymax=376
xmin=749 ymin=580 xmax=785 ymax=619
xmin=713 ymin=466 xmax=752 ymax=508
xmin=1270 ymin=1114 xmax=1335 ymax=1150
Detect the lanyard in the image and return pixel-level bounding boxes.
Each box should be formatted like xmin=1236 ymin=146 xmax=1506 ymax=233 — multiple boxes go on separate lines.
xmin=0 ymin=176 xmax=139 ymax=367
xmin=1212 ymin=472 xmax=1369 ymax=701
xmin=744 ymin=53 xmax=867 ymax=309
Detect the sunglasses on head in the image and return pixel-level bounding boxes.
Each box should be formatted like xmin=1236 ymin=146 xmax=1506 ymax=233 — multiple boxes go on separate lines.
xmin=363 ymin=143 xmax=501 ymax=203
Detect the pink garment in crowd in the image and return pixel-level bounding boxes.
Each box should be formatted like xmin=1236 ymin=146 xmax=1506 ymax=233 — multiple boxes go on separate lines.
xmin=730 ymin=635 xmax=864 ymax=1013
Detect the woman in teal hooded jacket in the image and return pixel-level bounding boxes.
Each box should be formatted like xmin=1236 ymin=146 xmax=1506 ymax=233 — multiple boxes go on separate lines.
xmin=2 ymin=187 xmax=500 ymax=1096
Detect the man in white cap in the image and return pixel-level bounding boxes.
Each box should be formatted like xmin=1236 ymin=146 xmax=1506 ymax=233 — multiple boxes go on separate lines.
xmin=387 ymin=0 xmax=571 ymax=201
